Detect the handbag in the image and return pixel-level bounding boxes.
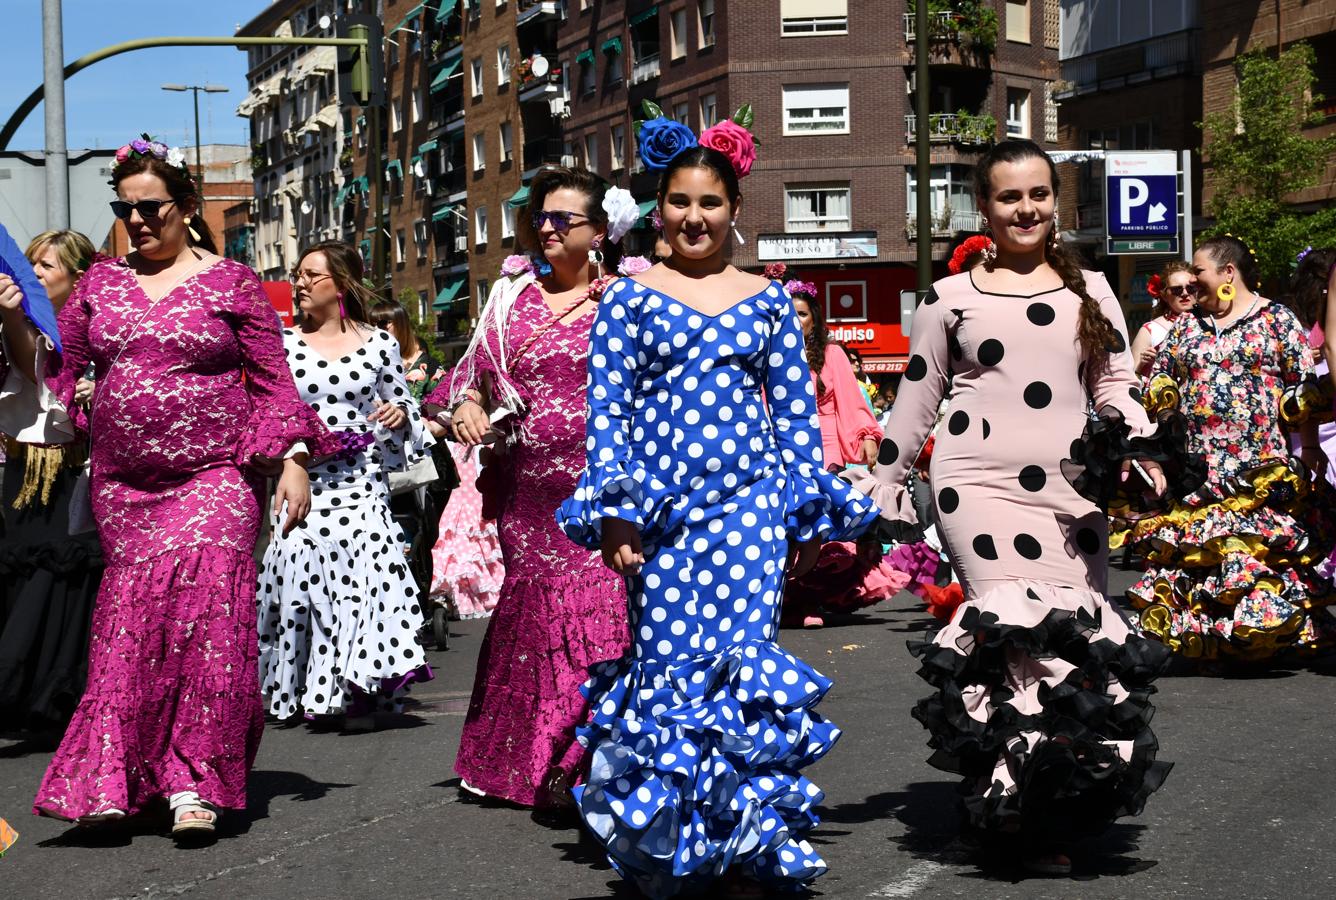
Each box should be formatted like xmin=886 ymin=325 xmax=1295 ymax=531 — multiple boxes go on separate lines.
xmin=389 ymin=453 xmax=439 ymax=496
xmin=67 ymin=461 xmax=95 ymax=535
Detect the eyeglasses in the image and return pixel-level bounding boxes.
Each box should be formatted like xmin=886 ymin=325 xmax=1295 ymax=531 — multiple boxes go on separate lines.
xmin=291 ymin=269 xmax=333 ymax=285
xmin=109 ymin=198 xmax=178 ymax=220
xmin=530 ymin=210 xmax=589 ymax=234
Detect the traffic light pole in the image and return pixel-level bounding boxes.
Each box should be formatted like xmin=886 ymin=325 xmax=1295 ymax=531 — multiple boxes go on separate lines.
xmin=0 ymin=36 xmax=371 ymax=151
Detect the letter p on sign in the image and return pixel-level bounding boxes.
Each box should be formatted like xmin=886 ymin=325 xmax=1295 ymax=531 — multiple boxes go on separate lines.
xmin=1119 ymin=179 xmax=1148 ymax=224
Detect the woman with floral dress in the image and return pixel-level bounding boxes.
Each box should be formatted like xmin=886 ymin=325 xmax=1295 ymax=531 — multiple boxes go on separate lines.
xmin=1127 ymin=235 xmax=1335 ymax=661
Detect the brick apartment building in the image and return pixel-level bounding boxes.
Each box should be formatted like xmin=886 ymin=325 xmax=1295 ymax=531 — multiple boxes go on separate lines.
xmin=1055 ymin=0 xmax=1335 ymax=326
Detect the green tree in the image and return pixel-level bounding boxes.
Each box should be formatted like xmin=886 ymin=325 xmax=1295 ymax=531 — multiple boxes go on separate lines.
xmin=1200 ymin=43 xmax=1336 ymax=287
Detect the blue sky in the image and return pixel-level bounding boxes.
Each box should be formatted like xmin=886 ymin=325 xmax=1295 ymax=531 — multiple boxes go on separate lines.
xmin=0 ymin=1 xmax=273 ymax=152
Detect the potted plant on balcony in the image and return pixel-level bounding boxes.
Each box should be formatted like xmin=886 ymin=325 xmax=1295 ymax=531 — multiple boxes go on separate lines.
xmin=250 ymin=143 xmax=267 ymax=174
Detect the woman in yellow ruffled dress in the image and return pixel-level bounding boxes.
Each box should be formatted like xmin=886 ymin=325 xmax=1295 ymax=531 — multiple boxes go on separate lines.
xmin=1126 ymin=235 xmax=1335 ymax=661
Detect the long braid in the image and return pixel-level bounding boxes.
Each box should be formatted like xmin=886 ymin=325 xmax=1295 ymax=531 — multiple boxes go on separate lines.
xmin=1046 ymin=239 xmax=1120 ymax=366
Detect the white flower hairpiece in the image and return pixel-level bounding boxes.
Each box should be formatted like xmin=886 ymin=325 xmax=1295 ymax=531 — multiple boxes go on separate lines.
xmin=602 ymin=186 xmax=638 ymax=245
xmin=166 ymin=146 xmax=188 ymax=169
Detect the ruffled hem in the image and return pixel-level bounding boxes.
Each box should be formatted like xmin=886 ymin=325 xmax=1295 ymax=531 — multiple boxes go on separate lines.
xmin=0 ymin=537 xmax=102 ymax=575
xmin=909 ymin=580 xmax=1172 ymax=841
xmin=838 ymin=468 xmax=925 ymax=545
xmin=784 ymin=461 xmax=879 ymax=543
xmin=575 ymin=640 xmax=839 ymax=899
xmin=557 ymin=460 xmax=685 ymax=549
xmin=1061 ymin=404 xmax=1207 ymax=519
xmin=233 ymin=403 xmax=351 ymax=470
xmin=784 ymin=541 xmax=910 ymax=617
xmin=1280 ymin=374 xmax=1333 ymax=426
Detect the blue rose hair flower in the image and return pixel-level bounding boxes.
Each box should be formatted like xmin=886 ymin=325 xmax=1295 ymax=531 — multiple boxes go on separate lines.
xmin=637 ymin=117 xmax=698 ymax=172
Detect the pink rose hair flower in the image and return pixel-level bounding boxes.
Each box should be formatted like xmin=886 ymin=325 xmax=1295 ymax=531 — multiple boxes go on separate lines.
xmin=784 ymin=279 xmax=817 ymax=299
xmin=699 ymin=120 xmax=757 ymax=178
xmin=617 ymin=255 xmax=652 ymax=276
xmin=500 ymin=254 xmax=534 ymax=276
xmin=763 ymin=262 xmax=788 ymax=280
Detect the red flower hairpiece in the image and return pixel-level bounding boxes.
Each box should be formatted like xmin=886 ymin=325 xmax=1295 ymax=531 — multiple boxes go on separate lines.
xmin=947 ymin=235 xmax=994 ymax=275
xmin=1145 ymin=273 xmax=1164 ymax=299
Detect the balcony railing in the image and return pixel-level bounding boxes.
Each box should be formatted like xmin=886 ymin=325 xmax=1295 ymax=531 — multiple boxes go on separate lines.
xmin=1058 ymin=29 xmax=1199 ymax=95
xmin=523 ymin=137 xmax=565 ymax=171
xmin=435 ymin=171 xmax=467 ymax=197
xmin=905 ymin=208 xmax=983 ymax=239
xmin=905 ymin=112 xmax=995 ymax=146
xmin=631 ymin=53 xmax=661 ymax=85
xmin=517 ymin=68 xmax=563 ymax=103
xmin=517 ymin=0 xmax=562 ymax=27
xmin=903 ymin=11 xmax=956 ymax=43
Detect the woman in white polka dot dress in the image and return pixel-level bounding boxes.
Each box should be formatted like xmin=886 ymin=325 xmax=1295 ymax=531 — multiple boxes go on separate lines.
xmin=256 ymin=243 xmax=433 ymax=730
xmin=848 ymin=141 xmax=1197 ymax=874
xmin=558 ymin=137 xmax=877 ymax=897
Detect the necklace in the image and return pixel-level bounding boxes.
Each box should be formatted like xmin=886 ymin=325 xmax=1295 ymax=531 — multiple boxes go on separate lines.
xmin=1207 ymin=294 xmax=1260 ymax=335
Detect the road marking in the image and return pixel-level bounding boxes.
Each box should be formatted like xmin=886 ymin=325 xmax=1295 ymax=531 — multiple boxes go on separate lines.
xmin=868 ymin=860 xmax=945 ymax=897
xmin=106 ymin=793 xmax=461 ymax=899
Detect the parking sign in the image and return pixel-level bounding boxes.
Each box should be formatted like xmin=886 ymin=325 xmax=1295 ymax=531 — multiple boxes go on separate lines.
xmin=1105 ymin=151 xmax=1180 ymax=255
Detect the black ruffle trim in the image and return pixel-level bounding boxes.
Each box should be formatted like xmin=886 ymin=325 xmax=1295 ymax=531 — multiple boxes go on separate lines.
xmin=862 ymin=515 xmax=925 ymax=547
xmin=0 ymin=538 xmax=103 ymax=576
xmin=1061 ymin=405 xmax=1208 ymax=518
xmin=908 ymin=604 xmax=1173 ymax=842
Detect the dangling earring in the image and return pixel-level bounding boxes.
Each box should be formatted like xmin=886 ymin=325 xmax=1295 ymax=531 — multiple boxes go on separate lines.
xmin=1215 ymin=281 xmax=1236 ymax=304
xmin=337 ymin=291 xmax=347 ymax=319
xmin=184 ymin=215 xmax=202 ymax=244
xmin=731 ymin=219 xmax=746 ymax=245
xmin=588 ymin=244 xmax=604 ymax=279
xmin=1049 ymin=213 xmax=1062 ymax=249
xmin=980 ymin=216 xmax=997 ymax=268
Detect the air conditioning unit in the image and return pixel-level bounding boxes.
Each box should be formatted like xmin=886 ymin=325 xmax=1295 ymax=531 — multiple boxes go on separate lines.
xmin=560 ymin=154 xmax=577 ymax=166
xmin=549 ymin=97 xmax=569 ymax=118
xmin=454 ymin=235 xmax=468 ymax=252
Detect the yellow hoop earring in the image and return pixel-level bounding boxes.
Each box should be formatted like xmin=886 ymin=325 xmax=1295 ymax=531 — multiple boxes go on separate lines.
xmin=1216 ymin=282 xmax=1236 ymax=303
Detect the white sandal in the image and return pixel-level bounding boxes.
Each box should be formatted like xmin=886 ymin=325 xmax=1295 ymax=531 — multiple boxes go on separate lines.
xmin=169 ymin=791 xmax=218 ymax=839
xmin=76 ymin=808 xmax=126 ymax=827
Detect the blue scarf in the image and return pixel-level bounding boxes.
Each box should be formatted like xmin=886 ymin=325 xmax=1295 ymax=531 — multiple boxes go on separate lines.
xmin=0 ymin=222 xmax=62 ymax=354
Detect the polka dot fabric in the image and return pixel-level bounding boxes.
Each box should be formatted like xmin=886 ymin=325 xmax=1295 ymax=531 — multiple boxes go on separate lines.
xmin=257 ymin=329 xmax=433 ymax=718
xmin=558 ymin=279 xmax=877 ymax=897
xmin=851 ymin=270 xmax=1175 ymax=840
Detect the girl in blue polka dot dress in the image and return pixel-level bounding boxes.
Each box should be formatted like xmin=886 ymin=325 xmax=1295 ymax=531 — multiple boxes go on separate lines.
xmin=558 ymin=113 xmax=878 ymax=898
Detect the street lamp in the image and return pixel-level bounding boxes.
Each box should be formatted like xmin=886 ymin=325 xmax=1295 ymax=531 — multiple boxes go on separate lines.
xmin=161 ymin=83 xmax=229 ymax=187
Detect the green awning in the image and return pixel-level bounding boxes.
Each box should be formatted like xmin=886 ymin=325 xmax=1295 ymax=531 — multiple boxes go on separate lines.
xmin=418 ymin=139 xmax=439 ymax=154
xmin=359 ymin=239 xmax=371 ymax=261
xmin=356 ymin=114 xmax=365 ymax=126
xmin=430 ymin=0 xmax=459 ymax=23
xmin=431 ymin=204 xmax=455 ymax=222
xmin=433 ymin=277 xmax=466 ymax=310
xmin=635 ymin=198 xmax=658 ymax=225
xmin=601 ymin=37 xmax=623 ymax=55
xmin=351 ymin=175 xmax=368 ymax=194
xmin=335 ymin=185 xmax=350 ymax=205
xmin=430 ymin=57 xmax=461 ymax=92
xmin=506 ymin=185 xmax=530 ymax=208
xmin=386 ymin=160 xmax=403 ymax=178
xmin=392 ymin=2 xmax=425 ymax=33
xmin=575 ymin=49 xmax=594 ymax=65
xmin=629 ymin=6 xmax=658 ymax=27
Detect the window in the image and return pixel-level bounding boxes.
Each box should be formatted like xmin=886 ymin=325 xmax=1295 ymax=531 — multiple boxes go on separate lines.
xmin=604 ymin=40 xmax=623 ymax=84
xmin=780 ymin=0 xmax=848 ymax=36
xmin=388 ymin=39 xmax=399 ymax=68
xmin=472 ymin=133 xmax=486 ymax=171
xmin=356 ymin=117 xmax=366 ymax=149
xmin=673 ymin=102 xmax=690 ymax=125
xmin=476 ymin=278 xmax=490 ymax=310
xmin=474 ymin=206 xmax=488 ymax=246
xmin=395 ymin=229 xmax=406 ymax=265
xmin=700 ymin=93 xmax=718 ymax=128
xmin=501 ymin=204 xmax=516 ymax=239
xmin=471 ymin=58 xmax=483 ymax=97
xmin=390 ymin=99 xmax=403 ymax=132
xmin=782 ymin=83 xmax=849 ymax=134
xmin=580 ymin=57 xmax=596 ymax=95
xmin=671 ymin=9 xmax=688 ymax=59
xmin=698 ymin=0 xmax=715 ymax=48
xmin=1006 ymin=87 xmax=1030 ymax=138
xmin=411 ymin=88 xmax=422 ymax=125
xmin=610 ymin=123 xmax=626 ymax=170
xmin=414 ymin=219 xmax=429 ymax=258
xmin=497 ymin=44 xmax=511 ymax=86
xmin=1006 ymin=0 xmax=1031 ymax=44
xmin=407 ymin=16 xmax=421 ymax=54
xmin=906 ymin=164 xmax=976 ymax=233
xmin=417 ymin=291 xmax=429 ymax=323
xmin=785 ymin=184 xmax=851 ymax=232
xmin=583 ymin=132 xmax=599 ymax=172
xmin=499 ymin=122 xmax=514 ymax=162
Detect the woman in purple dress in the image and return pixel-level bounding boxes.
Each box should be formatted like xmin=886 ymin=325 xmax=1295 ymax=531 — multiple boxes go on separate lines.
xmin=1 ymin=138 xmax=340 ymax=841
xmin=422 ymin=166 xmax=631 ymax=809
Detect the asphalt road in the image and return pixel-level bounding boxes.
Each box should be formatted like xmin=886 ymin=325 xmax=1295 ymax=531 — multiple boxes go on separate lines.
xmin=2 ymin=565 xmax=1335 ymax=899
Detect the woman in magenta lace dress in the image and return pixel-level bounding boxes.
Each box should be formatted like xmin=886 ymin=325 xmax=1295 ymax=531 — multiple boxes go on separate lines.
xmin=1 ymin=140 xmax=340 ymax=841
xmin=422 ymin=166 xmax=630 ymax=808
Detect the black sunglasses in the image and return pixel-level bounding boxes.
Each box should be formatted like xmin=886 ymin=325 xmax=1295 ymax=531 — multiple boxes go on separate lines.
xmin=109 ymin=198 xmax=178 ymax=220
xmin=531 ymin=210 xmax=588 ymax=233
xmin=1166 ymin=284 xmax=1194 ymax=298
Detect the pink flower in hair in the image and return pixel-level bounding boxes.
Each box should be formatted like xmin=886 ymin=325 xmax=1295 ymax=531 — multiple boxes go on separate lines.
xmin=699 ymin=120 xmax=757 ymax=178
xmin=114 ymin=145 xmax=131 ymax=163
xmin=763 ymin=262 xmax=787 ymax=280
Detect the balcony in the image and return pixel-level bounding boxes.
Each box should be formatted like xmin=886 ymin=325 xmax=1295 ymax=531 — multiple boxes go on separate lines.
xmin=1057 ymin=29 xmax=1199 ymax=98
xmin=903 ymin=8 xmax=997 ymax=58
xmin=905 ymin=112 xmax=996 ymax=146
xmin=631 ymin=54 xmax=661 ymax=86
xmin=518 ymin=68 xmax=564 ymax=104
xmin=522 ymin=137 xmax=565 ymax=173
xmin=434 ymin=170 xmax=467 ymax=198
xmin=905 ymin=208 xmax=983 ymax=239
xmin=903 ymin=11 xmax=956 ymax=42
xmin=517 ymin=0 xmax=563 ymax=27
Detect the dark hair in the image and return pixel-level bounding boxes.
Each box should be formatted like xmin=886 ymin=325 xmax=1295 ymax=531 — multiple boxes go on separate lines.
xmin=844 ymin=345 xmax=863 ymax=366
xmin=656 ymin=146 xmax=742 ymax=213
xmin=517 ymin=165 xmax=622 ymax=272
xmin=110 ymin=155 xmax=218 ymax=254
xmin=296 ymin=240 xmax=376 ymax=324
xmin=1198 ymin=234 xmax=1263 ymax=293
xmin=975 ymin=138 xmax=1119 ymax=365
xmin=1152 ymin=260 xmax=1194 ymax=317
xmin=792 ymin=292 xmax=830 ymax=396
xmin=1287 ymin=247 xmax=1336 ymax=330
xmin=368 ymin=300 xmax=418 ymax=356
